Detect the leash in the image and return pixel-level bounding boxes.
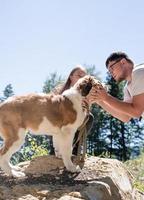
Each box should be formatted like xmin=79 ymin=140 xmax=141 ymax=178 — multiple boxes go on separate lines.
xmin=73 ymin=114 xmax=89 ymax=164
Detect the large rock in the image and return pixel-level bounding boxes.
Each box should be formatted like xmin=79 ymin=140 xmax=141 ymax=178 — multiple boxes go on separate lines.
xmin=0 ymin=156 xmax=143 ymax=200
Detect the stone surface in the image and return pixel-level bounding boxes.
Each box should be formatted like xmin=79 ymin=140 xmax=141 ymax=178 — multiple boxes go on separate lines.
xmin=0 ymin=155 xmax=144 ymax=200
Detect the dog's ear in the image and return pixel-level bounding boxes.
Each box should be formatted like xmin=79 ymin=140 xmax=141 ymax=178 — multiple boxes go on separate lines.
xmin=80 ymin=82 xmax=92 ymax=96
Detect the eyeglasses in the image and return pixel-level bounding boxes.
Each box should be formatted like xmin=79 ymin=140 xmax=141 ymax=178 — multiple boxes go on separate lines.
xmin=108 ymin=58 xmax=122 ymax=70
xmin=108 ymin=58 xmax=122 ymax=74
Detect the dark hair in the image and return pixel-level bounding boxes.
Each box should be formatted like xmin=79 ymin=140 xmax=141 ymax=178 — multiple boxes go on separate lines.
xmin=59 ymin=66 xmax=86 ymax=94
xmin=105 ymin=52 xmax=134 ymax=68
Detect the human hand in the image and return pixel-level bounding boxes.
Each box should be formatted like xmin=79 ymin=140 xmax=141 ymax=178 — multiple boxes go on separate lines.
xmin=87 ymin=83 xmax=109 ymax=105
xmin=86 ymin=86 xmax=103 ymax=105
xmin=94 ymin=85 xmax=109 ymax=102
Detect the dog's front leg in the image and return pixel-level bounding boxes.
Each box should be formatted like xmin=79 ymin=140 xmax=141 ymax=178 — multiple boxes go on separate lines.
xmin=59 ymin=127 xmax=81 ymax=173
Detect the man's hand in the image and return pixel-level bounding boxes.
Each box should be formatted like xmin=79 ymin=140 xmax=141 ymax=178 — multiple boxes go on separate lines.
xmin=86 ymin=84 xmax=107 ymax=105
xmin=94 ymin=86 xmax=109 ymax=102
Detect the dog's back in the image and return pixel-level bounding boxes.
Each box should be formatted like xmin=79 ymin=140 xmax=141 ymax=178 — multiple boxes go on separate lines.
xmin=0 ymin=93 xmax=79 ymax=133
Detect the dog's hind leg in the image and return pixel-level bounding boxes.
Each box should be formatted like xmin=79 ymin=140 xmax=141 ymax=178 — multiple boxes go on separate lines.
xmin=59 ymin=127 xmax=81 ymax=173
xmin=53 ymin=135 xmax=62 ymax=158
xmin=0 ymin=128 xmax=26 ymax=177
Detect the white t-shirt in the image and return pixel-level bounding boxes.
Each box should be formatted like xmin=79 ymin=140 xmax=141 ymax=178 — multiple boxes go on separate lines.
xmin=123 ymin=63 xmax=144 ymax=118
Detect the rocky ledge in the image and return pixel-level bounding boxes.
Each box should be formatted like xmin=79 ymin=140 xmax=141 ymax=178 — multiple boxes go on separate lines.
xmin=0 ymin=155 xmax=143 ymax=200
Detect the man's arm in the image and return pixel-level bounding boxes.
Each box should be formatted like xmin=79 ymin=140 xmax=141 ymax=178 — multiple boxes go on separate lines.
xmin=86 ymin=87 xmax=131 ymax=122
xmin=94 ymin=87 xmax=144 ymax=121
xmin=88 ymin=85 xmax=144 ymax=122
xmin=97 ymin=100 xmax=131 ymax=122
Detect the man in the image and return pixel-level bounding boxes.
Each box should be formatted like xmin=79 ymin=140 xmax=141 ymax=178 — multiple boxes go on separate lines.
xmin=91 ymin=52 xmax=144 ymax=122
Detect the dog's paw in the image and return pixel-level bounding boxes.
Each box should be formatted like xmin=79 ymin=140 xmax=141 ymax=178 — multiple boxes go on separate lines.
xmin=10 ymin=164 xmax=22 ymax=171
xmin=12 ymin=169 xmax=26 ymax=178
xmin=68 ymin=165 xmax=81 ymax=173
xmin=55 ymin=152 xmax=62 ymax=159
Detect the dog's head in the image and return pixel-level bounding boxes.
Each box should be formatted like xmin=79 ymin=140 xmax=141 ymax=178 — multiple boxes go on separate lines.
xmin=73 ymin=75 xmax=102 ymax=97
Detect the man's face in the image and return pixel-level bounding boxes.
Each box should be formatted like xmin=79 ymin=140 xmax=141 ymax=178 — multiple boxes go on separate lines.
xmin=107 ymin=59 xmax=126 ymax=82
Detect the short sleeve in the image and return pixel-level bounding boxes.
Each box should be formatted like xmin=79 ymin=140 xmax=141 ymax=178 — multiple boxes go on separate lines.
xmin=123 ymin=86 xmax=132 ymax=102
xmin=131 ymin=67 xmax=144 ymax=96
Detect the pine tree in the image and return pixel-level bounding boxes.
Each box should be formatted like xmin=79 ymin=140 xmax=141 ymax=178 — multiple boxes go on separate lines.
xmin=87 ymin=104 xmax=108 ymax=156
xmin=0 ymin=84 xmax=14 ymax=102
xmin=0 ymin=84 xmax=14 ymax=143
xmin=43 ymin=73 xmax=62 ymax=93
xmin=3 ymin=84 xmax=14 ymax=98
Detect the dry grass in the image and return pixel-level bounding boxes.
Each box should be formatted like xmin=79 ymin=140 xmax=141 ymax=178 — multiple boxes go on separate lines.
xmin=125 ymin=153 xmax=144 ymax=192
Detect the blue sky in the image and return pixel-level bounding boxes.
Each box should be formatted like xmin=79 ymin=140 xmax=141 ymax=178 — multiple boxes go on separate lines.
xmin=0 ymin=0 xmax=144 ymax=95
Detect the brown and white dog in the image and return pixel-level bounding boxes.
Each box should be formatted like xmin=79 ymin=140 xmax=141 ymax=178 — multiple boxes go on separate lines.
xmin=0 ymin=75 xmax=102 ymax=177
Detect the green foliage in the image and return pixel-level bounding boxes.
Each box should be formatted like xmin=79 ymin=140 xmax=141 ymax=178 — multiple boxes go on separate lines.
xmin=43 ymin=72 xmax=62 ymax=93
xmin=125 ymin=151 xmax=144 ymax=192
xmin=3 ymin=84 xmax=14 ymax=98
xmin=84 ymin=64 xmax=102 ymax=80
xmin=0 ymin=83 xmax=14 ymax=102
xmin=11 ymin=133 xmax=49 ymax=165
xmin=133 ymin=181 xmax=144 ymax=192
xmin=0 ymin=84 xmax=15 ymax=142
xmin=87 ymin=104 xmax=108 ymax=156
